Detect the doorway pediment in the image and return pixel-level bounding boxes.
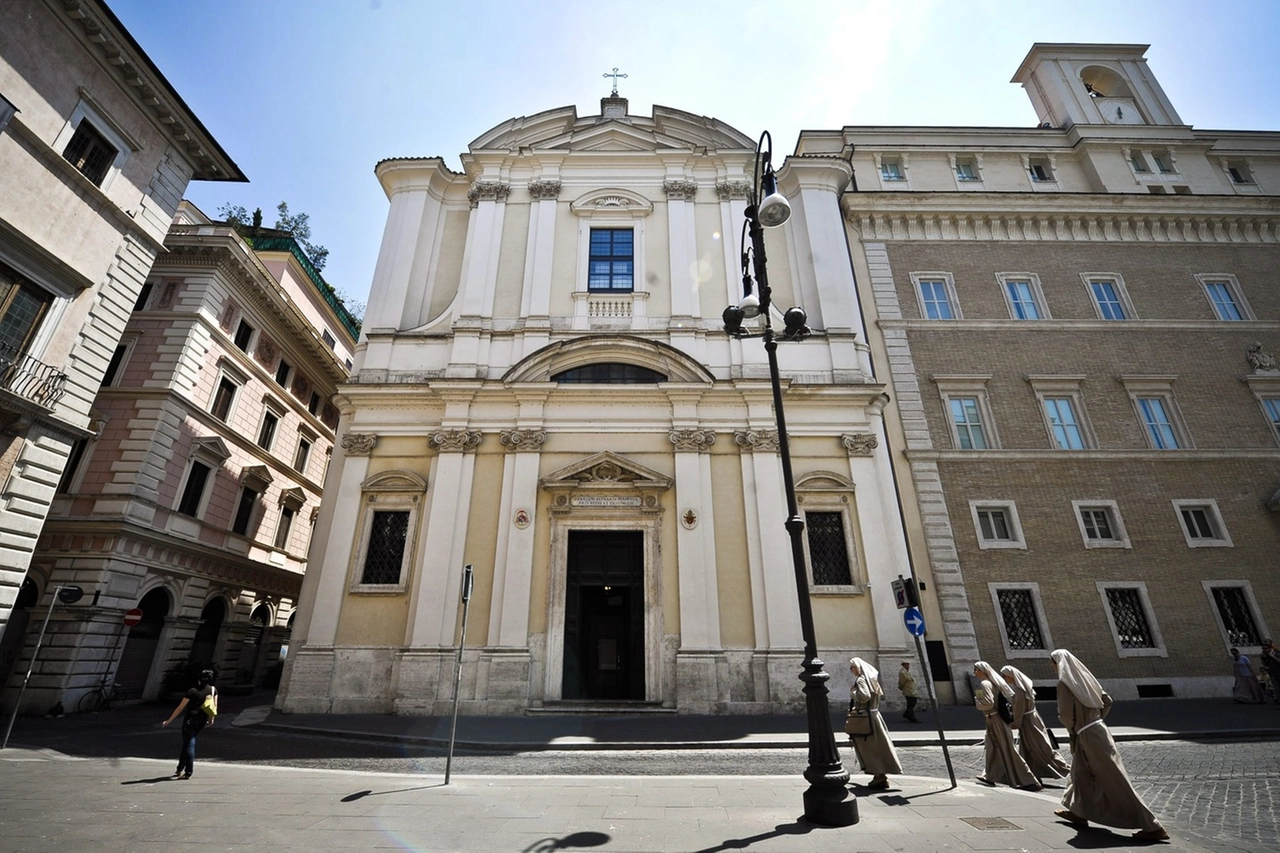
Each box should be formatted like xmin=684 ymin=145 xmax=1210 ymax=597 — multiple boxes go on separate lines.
xmin=542 ymin=451 xmax=671 ymax=513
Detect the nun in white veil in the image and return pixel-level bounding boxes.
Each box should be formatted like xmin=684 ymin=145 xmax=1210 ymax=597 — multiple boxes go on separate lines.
xmin=972 ymin=661 xmax=1040 ymax=789
xmin=1051 ymin=649 xmax=1168 ymax=841
xmin=847 ymin=657 xmax=902 ymax=789
xmin=1000 ymin=664 xmax=1069 ymax=781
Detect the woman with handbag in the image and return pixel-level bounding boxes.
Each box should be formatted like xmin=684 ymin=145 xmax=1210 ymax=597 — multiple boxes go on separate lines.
xmin=846 ymin=657 xmax=902 ymax=790
xmin=1051 ymin=649 xmax=1169 ymax=841
xmin=162 ymin=668 xmax=217 ymax=779
xmin=973 ymin=661 xmax=1041 ymax=790
xmin=1000 ymin=664 xmax=1069 ymax=782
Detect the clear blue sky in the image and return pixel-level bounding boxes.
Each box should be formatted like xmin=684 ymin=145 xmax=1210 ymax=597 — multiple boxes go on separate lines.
xmin=107 ymin=0 xmax=1280 ymax=311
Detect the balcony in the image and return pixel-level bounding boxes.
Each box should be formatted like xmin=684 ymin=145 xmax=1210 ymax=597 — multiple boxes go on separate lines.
xmin=0 ymin=341 xmax=67 ymax=410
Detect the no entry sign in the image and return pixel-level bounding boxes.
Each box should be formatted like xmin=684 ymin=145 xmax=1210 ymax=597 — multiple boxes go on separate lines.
xmin=123 ymin=608 xmax=143 ymax=627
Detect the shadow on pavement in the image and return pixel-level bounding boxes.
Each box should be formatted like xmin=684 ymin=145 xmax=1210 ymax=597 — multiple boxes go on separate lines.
xmin=1063 ymin=826 xmax=1164 ymax=848
xmin=120 ymin=775 xmax=182 ymax=785
xmin=690 ymin=819 xmax=816 ymax=852
xmin=521 ymin=831 xmax=611 ymax=852
xmin=340 ymin=783 xmax=446 ymax=801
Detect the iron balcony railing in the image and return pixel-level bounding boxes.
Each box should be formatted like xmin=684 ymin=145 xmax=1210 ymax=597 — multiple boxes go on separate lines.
xmin=0 ymin=341 xmax=67 ymax=409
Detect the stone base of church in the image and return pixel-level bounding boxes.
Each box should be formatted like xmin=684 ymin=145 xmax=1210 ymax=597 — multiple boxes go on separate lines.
xmin=276 ymin=644 xmax=941 ymax=716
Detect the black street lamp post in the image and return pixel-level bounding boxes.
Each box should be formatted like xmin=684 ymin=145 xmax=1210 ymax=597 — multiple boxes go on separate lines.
xmin=723 ymin=131 xmax=858 ymax=827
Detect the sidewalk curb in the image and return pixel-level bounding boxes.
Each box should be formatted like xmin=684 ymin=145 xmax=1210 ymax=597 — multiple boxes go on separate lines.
xmin=253 ymin=720 xmax=1280 ymax=752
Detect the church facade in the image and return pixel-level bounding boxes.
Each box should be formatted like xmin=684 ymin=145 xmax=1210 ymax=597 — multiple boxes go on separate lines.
xmin=278 ymin=95 xmax=923 ymax=715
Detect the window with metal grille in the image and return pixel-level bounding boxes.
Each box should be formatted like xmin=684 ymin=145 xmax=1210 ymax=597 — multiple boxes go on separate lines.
xmin=62 ymin=120 xmax=117 ymax=186
xmin=551 ymin=363 xmax=667 ymax=383
xmin=360 ymin=510 xmax=410 ymax=585
xmin=588 ymin=229 xmax=634 ymax=292
xmin=1105 ymin=588 xmax=1156 ymax=648
xmin=996 ymin=589 xmax=1045 ymax=650
xmin=1080 ymin=507 xmax=1116 ymax=540
xmin=177 ymin=461 xmax=211 ymax=517
xmin=1210 ymin=586 xmax=1262 ymax=647
xmin=805 ymin=511 xmax=852 ymax=586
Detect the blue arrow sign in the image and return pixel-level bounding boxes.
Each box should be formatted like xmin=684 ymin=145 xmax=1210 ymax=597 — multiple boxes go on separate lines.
xmin=903 ymin=607 xmax=926 ymax=637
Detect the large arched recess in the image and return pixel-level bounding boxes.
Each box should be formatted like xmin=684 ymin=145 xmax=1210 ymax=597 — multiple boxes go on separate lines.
xmin=503 ymin=335 xmax=716 ymax=385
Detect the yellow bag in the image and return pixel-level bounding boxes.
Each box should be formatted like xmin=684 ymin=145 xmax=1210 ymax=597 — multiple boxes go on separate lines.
xmin=199 ymin=688 xmax=218 ymax=720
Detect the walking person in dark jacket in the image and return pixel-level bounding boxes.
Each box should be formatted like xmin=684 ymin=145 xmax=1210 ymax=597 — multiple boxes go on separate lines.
xmin=163 ymin=668 xmax=217 ymax=779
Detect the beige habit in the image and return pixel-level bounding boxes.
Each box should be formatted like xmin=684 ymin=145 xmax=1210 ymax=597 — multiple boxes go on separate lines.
xmin=973 ymin=662 xmax=1040 ymax=789
xmin=847 ymin=658 xmax=902 ymax=780
xmin=1001 ymin=665 xmax=1069 ymax=780
xmin=1053 ymin=649 xmax=1166 ymax=836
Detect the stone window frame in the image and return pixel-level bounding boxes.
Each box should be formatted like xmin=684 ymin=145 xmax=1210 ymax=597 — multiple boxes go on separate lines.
xmin=256 ymin=397 xmax=285 ymax=452
xmin=969 ymin=499 xmax=1026 ymax=550
xmin=910 ymin=271 xmax=962 ymax=320
xmin=995 ymin=272 xmax=1051 ymax=320
xmin=935 ymin=375 xmax=999 ymax=450
xmin=1201 ymin=580 xmax=1269 ymax=653
xmin=347 ymin=470 xmax=427 ymax=595
xmin=795 ymin=472 xmax=865 ymax=595
xmin=1244 ymin=376 xmax=1280 ymax=446
xmin=1195 ymin=273 xmax=1255 ymax=322
xmin=875 ymin=152 xmax=910 ymax=185
xmin=1071 ymin=499 xmax=1131 ymax=549
xmin=172 ymin=437 xmax=230 ymax=521
xmin=1171 ymin=498 xmax=1233 ymax=548
xmin=208 ymin=360 xmax=248 ymax=425
xmin=51 ymin=91 xmax=139 ymax=193
xmin=950 ymin=152 xmax=984 ymax=185
xmin=1096 ymin=581 xmax=1167 ymax=658
xmin=1028 ymin=375 xmax=1096 ymax=450
xmin=988 ymin=582 xmax=1054 ymax=660
xmin=100 ymin=331 xmax=140 ymax=388
xmin=1120 ymin=376 xmax=1192 ymax=450
xmin=1081 ymin=272 xmax=1138 ymax=321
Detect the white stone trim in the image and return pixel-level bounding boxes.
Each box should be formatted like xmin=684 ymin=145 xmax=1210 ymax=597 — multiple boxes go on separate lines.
xmin=1071 ymin=499 xmax=1130 ymax=549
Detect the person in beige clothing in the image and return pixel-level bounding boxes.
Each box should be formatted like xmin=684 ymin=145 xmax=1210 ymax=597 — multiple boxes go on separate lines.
xmin=847 ymin=658 xmax=902 ymax=789
xmin=1000 ymin=664 xmax=1068 ymax=782
xmin=898 ymin=661 xmax=921 ymax=723
xmin=973 ymin=661 xmax=1041 ymax=790
xmin=1051 ymin=649 xmax=1169 ymax=842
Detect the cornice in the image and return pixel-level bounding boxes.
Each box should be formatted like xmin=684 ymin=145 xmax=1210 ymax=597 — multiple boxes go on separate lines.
xmin=847 ymin=195 xmax=1280 ymax=244
xmin=908 ymin=448 xmax=1280 ymax=463
xmin=57 ymin=0 xmax=244 ymax=181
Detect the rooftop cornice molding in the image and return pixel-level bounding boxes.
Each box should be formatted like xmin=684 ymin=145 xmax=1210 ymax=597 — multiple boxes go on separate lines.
xmin=848 ymin=206 xmax=1280 ymax=244
xmin=56 ymin=0 xmax=245 ymax=182
xmin=155 ymin=236 xmax=352 ymax=382
xmin=374 ymin=157 xmax=460 ymax=200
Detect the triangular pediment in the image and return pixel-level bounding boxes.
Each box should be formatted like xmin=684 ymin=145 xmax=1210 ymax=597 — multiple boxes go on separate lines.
xmin=541 ymin=451 xmax=671 ymax=490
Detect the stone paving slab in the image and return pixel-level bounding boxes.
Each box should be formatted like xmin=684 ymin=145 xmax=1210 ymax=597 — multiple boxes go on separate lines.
xmin=0 ymin=746 xmax=1241 ymax=853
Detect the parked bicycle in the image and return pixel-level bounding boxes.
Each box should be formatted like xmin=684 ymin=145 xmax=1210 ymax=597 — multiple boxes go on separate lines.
xmin=77 ymin=680 xmax=121 ymax=714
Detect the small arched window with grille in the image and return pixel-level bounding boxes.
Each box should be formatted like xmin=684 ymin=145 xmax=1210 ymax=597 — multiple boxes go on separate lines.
xmin=551 ymin=363 xmax=667 ymax=384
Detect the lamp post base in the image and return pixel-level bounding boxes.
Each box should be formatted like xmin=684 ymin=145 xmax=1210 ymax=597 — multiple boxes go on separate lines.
xmin=802 ymin=783 xmax=859 ymax=827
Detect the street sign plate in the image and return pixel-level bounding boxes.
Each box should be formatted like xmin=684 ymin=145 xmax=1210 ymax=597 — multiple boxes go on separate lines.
xmin=891 ymin=578 xmax=908 ymax=609
xmin=903 ymin=606 xmax=926 ymax=637
xmin=123 ymin=608 xmax=143 ymax=627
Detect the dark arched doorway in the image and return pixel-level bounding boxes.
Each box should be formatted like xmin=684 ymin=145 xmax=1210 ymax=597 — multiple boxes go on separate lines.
xmin=190 ymin=598 xmax=226 ymax=671
xmin=0 ymin=577 xmax=40 ymax=689
xmin=116 ymin=588 xmax=170 ymax=700
xmin=235 ymin=603 xmax=272 ymax=685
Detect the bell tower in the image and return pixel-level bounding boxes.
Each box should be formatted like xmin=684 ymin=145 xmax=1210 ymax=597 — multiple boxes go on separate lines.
xmin=1012 ymin=43 xmax=1184 ymax=129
